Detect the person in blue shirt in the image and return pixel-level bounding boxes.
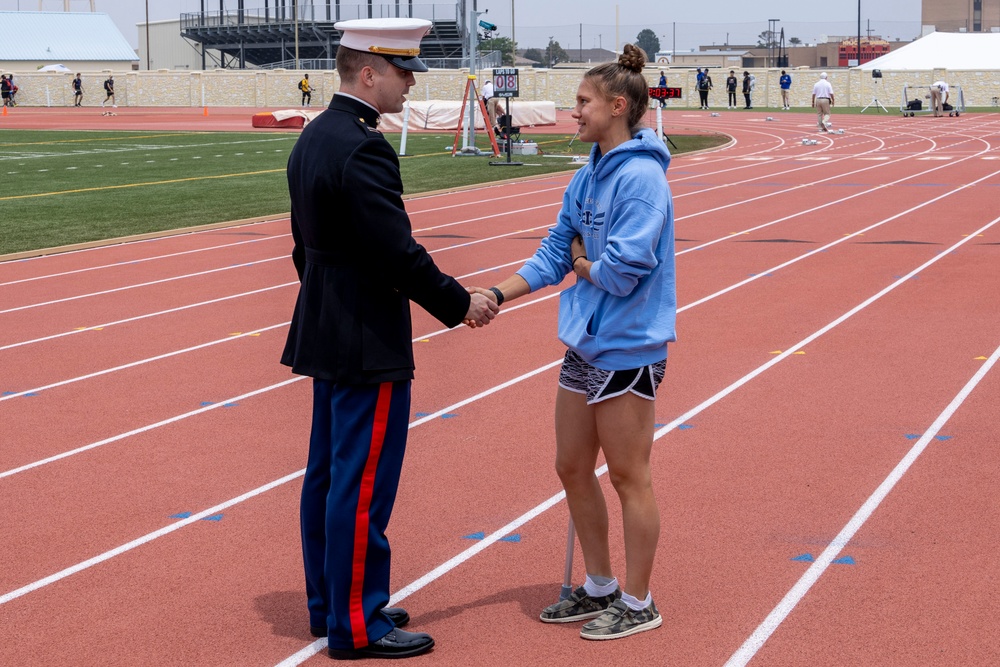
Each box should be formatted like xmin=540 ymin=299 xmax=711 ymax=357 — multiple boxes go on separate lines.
xmin=472 ymin=43 xmax=676 ymax=642
xmin=657 ymin=70 xmax=667 ymax=108
xmin=779 ymin=70 xmax=792 ymax=110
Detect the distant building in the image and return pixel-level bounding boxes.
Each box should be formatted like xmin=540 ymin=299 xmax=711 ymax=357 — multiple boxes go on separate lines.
xmin=923 ymin=0 xmax=1000 ymax=33
xmin=837 ymin=37 xmax=891 ymax=66
xmin=0 ymin=11 xmax=138 ymax=72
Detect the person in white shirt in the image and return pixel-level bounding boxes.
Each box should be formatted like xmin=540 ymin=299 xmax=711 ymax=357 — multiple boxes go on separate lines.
xmin=930 ymin=80 xmax=949 ymax=117
xmin=811 ymin=72 xmax=835 ymax=133
xmin=482 ymin=78 xmax=499 ymax=128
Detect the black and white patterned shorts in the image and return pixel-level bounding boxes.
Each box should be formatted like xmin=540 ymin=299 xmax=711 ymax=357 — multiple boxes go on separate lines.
xmin=558 ymin=349 xmax=667 ymax=404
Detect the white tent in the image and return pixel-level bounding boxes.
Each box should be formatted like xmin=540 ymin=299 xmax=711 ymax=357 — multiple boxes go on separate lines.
xmin=859 ymin=32 xmax=1000 ymax=70
xmin=37 ymin=64 xmax=72 ymax=72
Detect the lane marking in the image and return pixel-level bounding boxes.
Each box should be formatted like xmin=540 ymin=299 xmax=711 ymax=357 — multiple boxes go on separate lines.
xmin=0 ymin=234 xmax=290 ymax=288
xmin=0 ymin=256 xmax=285 ymax=315
xmin=725 ymin=333 xmax=1000 ymax=667
xmin=0 ymin=283 xmax=297 ymax=352
xmin=277 ymin=213 xmax=1000 ymax=667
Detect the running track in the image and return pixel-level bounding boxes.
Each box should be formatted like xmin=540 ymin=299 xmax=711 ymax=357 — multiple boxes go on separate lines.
xmin=2 ymin=110 xmax=999 ymax=666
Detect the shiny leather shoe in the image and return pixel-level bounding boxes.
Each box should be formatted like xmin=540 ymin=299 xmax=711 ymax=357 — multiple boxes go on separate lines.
xmin=327 ymin=628 xmax=434 ymax=660
xmin=311 ymin=607 xmax=410 ymax=638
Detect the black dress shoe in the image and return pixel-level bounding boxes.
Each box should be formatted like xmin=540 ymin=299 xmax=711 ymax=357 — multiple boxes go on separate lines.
xmin=328 ymin=628 xmax=434 ymax=660
xmin=311 ymin=607 xmax=410 ymax=637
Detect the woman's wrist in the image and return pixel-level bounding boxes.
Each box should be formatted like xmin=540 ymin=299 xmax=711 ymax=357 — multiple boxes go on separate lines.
xmin=488 ymin=286 xmax=505 ymax=306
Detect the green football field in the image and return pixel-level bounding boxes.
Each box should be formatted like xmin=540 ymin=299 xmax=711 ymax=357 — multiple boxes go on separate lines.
xmin=0 ymin=129 xmax=724 ymax=255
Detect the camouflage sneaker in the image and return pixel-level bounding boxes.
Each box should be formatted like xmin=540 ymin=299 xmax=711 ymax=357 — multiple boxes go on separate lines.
xmin=580 ymin=599 xmax=662 ymax=640
xmin=539 ymin=586 xmax=620 ymax=624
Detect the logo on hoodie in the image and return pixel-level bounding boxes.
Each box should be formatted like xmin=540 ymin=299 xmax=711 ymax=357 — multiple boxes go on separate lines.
xmin=577 ymin=198 xmax=606 ymax=232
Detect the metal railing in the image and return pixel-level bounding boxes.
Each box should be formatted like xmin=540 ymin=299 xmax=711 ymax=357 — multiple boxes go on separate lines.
xmin=257 ymin=51 xmax=501 ymax=71
xmin=180 ymin=3 xmax=459 ymax=30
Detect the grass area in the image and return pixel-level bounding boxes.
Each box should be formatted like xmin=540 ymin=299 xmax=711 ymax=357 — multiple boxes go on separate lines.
xmin=0 ymin=129 xmax=726 ymax=255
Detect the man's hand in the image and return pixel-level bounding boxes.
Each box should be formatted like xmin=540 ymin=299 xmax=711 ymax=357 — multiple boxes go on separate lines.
xmin=462 ymin=289 xmax=500 ymax=328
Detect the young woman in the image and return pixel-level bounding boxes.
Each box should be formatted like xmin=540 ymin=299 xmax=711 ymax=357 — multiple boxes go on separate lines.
xmin=471 ymin=43 xmax=676 ymax=641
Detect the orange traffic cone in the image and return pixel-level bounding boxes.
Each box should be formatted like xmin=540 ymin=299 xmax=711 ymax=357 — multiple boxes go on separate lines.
xmin=2 ymin=106 xmax=7 ymax=116
xmin=203 ymin=106 xmax=209 ymax=116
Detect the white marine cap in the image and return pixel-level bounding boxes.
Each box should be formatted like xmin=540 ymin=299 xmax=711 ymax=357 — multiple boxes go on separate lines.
xmin=334 ymin=18 xmax=432 ymax=72
xmin=820 ymin=71 xmax=828 ymax=79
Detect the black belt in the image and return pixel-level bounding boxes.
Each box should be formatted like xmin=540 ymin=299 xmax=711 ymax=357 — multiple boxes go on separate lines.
xmin=817 ymin=97 xmax=830 ymax=100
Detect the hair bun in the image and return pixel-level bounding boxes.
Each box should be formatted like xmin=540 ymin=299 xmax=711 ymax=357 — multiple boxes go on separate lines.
xmin=617 ymin=44 xmax=647 ymax=73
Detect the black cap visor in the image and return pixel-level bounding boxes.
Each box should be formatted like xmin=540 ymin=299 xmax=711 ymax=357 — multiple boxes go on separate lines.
xmin=386 ymin=54 xmax=428 ymax=72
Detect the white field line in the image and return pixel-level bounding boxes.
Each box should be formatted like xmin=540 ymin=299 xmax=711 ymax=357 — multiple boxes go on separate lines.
xmin=0 ymin=256 xmax=285 ymax=315
xmin=0 ymin=283 xmax=298 ymax=352
xmin=0 ymin=360 xmax=562 ymax=605
xmin=0 ymin=258 xmax=539 ymax=403
xmin=275 ymin=211 xmax=1000 ymax=667
xmin=676 ymin=153 xmax=1000 ymax=256
xmin=0 ymin=234 xmax=290 ymax=288
xmin=4 ymin=195 xmax=995 ymax=663
xmin=725 ymin=324 xmax=1000 ymax=667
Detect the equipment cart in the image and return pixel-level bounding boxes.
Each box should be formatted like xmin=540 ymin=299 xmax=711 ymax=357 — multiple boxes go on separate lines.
xmin=900 ymin=84 xmax=965 ymax=117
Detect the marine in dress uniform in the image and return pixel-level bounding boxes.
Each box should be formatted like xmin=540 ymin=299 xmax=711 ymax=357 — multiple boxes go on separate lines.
xmin=281 ymin=18 xmax=497 ymax=660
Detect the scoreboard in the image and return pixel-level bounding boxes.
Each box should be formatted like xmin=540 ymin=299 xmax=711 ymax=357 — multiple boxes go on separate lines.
xmin=649 ymin=86 xmax=683 ymax=100
xmin=493 ymin=68 xmax=519 ymax=98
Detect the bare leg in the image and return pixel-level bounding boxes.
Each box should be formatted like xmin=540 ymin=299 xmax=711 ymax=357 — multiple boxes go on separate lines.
xmin=554 ymin=387 xmax=612 ymax=580
xmin=594 ymin=392 xmax=658 ymax=599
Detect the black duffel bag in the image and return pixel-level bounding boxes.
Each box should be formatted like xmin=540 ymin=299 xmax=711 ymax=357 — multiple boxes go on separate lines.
xmin=906 ymin=99 xmax=922 ymax=111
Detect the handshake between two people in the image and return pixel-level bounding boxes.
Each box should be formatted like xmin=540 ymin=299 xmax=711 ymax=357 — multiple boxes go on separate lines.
xmin=462 ymin=286 xmax=502 ymax=328
xmin=459 ymin=237 xmax=591 ymax=329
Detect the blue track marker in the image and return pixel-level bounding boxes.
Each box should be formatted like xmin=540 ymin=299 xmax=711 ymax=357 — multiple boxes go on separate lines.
xmin=832 ymin=555 xmax=856 ymax=565
xmin=677 ymin=424 xmax=695 ymax=430
xmin=499 ymin=534 xmax=521 ymax=543
xmin=791 ymin=553 xmax=815 ymax=562
xmin=463 ymin=532 xmax=486 ymax=540
xmin=169 ymin=512 xmax=193 ymax=519
xmin=202 ymin=514 xmax=224 ymax=522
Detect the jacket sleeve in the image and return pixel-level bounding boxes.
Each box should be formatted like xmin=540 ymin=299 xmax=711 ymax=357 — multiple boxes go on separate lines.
xmin=342 ymin=136 xmax=470 ymax=327
xmin=516 ymin=184 xmax=577 ymax=291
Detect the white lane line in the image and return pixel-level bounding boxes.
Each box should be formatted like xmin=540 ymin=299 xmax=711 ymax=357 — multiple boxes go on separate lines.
xmin=275 ymin=213 xmax=1000 ymax=667
xmin=676 ymin=148 xmax=1000 ymax=239
xmin=2 ymin=218 xmax=289 ymax=267
xmin=0 ymin=468 xmax=306 ymax=607
xmin=0 ymin=235 xmax=290 ymax=288
xmin=0 ymin=283 xmax=297 ymax=352
xmin=3 ymin=165 xmax=997 ymax=638
xmin=0 ymin=323 xmax=289 ymax=403
xmin=725 ymin=339 xmax=1000 ymax=667
xmin=0 ymin=360 xmax=562 ymax=603
xmin=0 ymin=377 xmax=305 ymax=481
xmin=0 ymin=256 xmax=284 ymax=315
xmin=0 ymin=258 xmax=533 ymax=394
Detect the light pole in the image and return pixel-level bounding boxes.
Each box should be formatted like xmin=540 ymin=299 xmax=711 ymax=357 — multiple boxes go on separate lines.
xmin=145 ymin=0 xmax=150 ymax=70
xmin=768 ymin=18 xmax=780 ymax=68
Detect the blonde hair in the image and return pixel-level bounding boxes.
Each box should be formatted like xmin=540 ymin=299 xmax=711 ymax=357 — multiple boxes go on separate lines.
xmin=583 ymin=44 xmax=649 ymax=134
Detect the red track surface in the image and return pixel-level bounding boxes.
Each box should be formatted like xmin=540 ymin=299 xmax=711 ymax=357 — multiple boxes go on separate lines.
xmin=2 ymin=109 xmax=1000 ymax=666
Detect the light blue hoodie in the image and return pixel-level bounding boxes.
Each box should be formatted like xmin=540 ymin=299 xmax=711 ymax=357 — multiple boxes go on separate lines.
xmin=517 ymin=128 xmax=676 ymax=370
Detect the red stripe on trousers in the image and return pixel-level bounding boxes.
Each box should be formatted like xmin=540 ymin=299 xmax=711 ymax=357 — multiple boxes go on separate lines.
xmin=349 ymin=382 xmax=393 ymax=649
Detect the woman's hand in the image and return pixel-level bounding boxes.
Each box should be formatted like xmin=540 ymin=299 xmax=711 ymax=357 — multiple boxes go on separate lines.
xmin=571 ymin=235 xmax=586 ymax=262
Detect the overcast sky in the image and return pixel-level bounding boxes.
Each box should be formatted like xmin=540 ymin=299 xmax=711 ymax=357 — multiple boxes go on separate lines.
xmin=1 ymin=1 xmax=923 ymax=51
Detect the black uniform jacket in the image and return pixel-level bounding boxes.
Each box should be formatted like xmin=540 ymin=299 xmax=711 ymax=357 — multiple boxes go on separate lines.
xmin=281 ymin=95 xmax=471 ymax=384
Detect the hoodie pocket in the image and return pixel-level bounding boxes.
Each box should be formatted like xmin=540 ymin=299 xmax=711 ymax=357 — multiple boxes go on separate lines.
xmin=559 ymin=285 xmax=601 ymax=359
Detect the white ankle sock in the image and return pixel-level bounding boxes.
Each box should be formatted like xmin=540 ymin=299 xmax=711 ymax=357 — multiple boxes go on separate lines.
xmin=583 ymin=574 xmax=618 ymax=597
xmin=621 ymin=591 xmax=652 ymax=611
